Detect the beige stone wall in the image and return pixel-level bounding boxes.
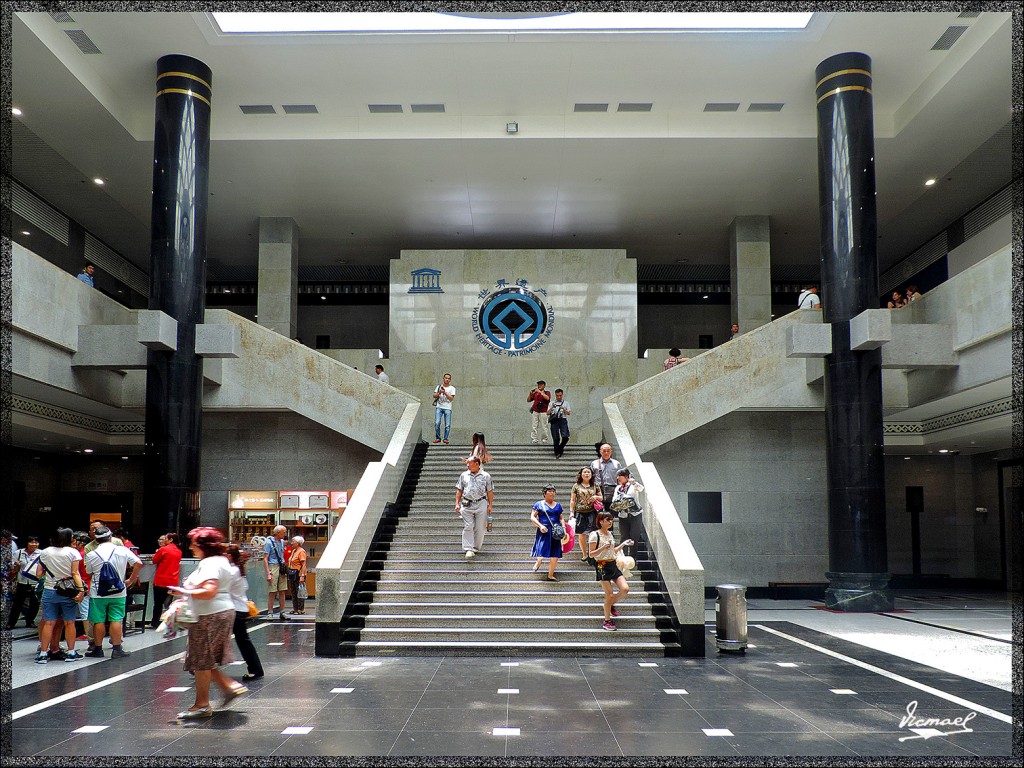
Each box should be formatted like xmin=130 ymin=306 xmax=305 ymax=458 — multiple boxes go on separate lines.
xmin=388 ymin=250 xmax=637 ymax=445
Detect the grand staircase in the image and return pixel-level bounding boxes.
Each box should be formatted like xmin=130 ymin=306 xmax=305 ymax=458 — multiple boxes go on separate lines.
xmin=340 ymin=443 xmax=681 ymax=656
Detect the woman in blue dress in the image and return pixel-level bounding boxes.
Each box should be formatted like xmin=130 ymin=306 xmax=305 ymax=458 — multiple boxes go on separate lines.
xmin=530 ymin=484 xmax=564 ymax=581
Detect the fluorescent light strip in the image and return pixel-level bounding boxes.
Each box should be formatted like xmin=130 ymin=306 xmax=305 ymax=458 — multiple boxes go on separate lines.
xmin=213 ymin=12 xmax=813 ymax=34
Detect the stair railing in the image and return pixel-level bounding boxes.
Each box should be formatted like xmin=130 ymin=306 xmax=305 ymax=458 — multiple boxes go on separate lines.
xmin=604 ymin=402 xmax=706 ymax=650
xmin=314 ymin=402 xmax=421 ymax=654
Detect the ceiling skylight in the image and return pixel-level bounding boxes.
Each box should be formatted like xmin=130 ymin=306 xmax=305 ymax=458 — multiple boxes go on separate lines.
xmin=211 ymin=12 xmax=814 ymax=35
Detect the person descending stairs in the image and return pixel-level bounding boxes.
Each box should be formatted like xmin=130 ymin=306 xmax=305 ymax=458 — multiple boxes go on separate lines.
xmin=344 ymin=444 xmax=679 ymax=656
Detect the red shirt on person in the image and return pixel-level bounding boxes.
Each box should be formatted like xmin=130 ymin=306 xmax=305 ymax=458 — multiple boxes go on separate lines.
xmin=152 ymin=543 xmax=182 ymax=588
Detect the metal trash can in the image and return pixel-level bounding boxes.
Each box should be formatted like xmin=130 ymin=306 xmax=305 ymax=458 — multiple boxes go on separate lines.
xmin=715 ymin=583 xmax=748 ymax=653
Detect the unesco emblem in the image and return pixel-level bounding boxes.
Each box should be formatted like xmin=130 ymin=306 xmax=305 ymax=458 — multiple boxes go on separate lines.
xmin=472 ymin=279 xmax=554 ymax=357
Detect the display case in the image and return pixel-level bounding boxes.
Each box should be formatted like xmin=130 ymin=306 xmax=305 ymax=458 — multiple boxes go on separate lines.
xmin=227 ymin=490 xmax=280 ymax=546
xmin=278 ymin=491 xmax=336 ymax=555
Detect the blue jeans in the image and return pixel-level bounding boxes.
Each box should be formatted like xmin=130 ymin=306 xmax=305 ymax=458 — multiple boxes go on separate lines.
xmin=434 ymin=407 xmax=451 ymax=440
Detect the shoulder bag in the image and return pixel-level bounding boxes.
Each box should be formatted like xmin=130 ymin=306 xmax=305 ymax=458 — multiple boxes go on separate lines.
xmin=40 ymin=560 xmax=79 ymax=598
xmin=542 ymin=507 xmax=566 ymax=541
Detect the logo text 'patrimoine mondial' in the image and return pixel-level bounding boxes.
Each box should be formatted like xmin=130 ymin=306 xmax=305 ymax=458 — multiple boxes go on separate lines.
xmin=472 ymin=279 xmax=554 ymax=357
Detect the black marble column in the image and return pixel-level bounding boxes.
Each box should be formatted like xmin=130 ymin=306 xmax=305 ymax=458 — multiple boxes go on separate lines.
xmin=814 ymin=52 xmax=892 ymax=611
xmin=143 ymin=55 xmax=212 ymax=547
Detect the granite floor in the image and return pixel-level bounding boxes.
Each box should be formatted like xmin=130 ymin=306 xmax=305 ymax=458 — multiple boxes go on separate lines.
xmin=6 ymin=591 xmax=1017 ymax=758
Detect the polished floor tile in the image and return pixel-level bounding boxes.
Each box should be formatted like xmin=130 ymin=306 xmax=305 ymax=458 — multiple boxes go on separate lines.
xmin=9 ymin=591 xmax=1015 ymax=758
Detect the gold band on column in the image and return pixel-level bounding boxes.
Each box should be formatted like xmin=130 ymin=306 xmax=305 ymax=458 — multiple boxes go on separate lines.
xmin=816 ymin=86 xmax=872 ymax=105
xmin=155 ymin=88 xmax=211 ymax=107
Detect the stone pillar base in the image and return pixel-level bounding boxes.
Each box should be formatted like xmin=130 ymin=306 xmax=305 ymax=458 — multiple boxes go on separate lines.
xmin=824 ymin=571 xmax=894 ymax=612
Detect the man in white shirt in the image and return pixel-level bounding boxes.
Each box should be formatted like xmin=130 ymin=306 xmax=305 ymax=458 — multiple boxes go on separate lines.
xmin=7 ymin=535 xmax=41 ymax=629
xmin=797 ymin=285 xmax=821 ymax=309
xmin=548 ymin=388 xmax=572 ymax=459
xmin=84 ymin=527 xmax=141 ymax=658
xmin=433 ymin=373 xmax=456 ymax=444
xmin=375 ymin=365 xmax=390 ymax=385
xmin=591 ymin=444 xmax=624 ymax=512
xmin=455 ymin=458 xmax=494 ymax=559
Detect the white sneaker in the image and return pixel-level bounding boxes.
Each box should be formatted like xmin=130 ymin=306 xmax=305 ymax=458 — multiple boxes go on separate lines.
xmin=465 ymin=550 xmax=476 ymax=559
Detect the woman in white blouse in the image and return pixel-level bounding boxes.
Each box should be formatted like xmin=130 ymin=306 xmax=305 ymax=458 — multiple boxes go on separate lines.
xmin=168 ymin=528 xmax=248 ymax=720
xmin=610 ymin=469 xmax=644 ymax=558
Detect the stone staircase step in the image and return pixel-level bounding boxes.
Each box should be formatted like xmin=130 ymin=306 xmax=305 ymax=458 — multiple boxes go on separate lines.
xmin=364 ymin=602 xmax=657 ymax=616
xmin=352 ymin=641 xmax=668 ymax=657
xmin=367 ymin=590 xmax=665 ymax=603
xmin=357 ymin=627 xmax=664 ymax=642
xmin=361 ymin=615 xmax=659 ymax=629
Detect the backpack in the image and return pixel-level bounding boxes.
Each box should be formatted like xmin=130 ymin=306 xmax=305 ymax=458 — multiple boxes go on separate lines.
xmin=95 ymin=549 xmax=125 ymax=596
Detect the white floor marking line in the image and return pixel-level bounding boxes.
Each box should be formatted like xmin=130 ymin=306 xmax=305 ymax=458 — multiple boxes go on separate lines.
xmin=753 ymin=624 xmax=1011 ymax=724
xmin=13 ymin=622 xmax=271 ymax=721
xmin=703 ymin=728 xmax=733 ymax=737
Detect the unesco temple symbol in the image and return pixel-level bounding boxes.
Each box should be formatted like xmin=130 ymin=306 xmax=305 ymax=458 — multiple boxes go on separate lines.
xmin=472 ymin=279 xmax=554 ymax=357
xmin=408 ymin=268 xmax=444 ymax=294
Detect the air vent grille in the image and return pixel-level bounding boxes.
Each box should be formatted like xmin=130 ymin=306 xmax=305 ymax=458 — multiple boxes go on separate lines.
xmin=638 ymin=264 xmax=730 ymax=281
xmin=748 ymin=102 xmax=784 ymax=112
xmin=958 ymin=11 xmax=981 ymax=18
xmin=411 ymin=104 xmax=446 ymax=113
xmin=963 ymin=186 xmax=1012 ymax=240
xmin=704 ymin=103 xmax=740 ymax=112
xmin=239 ymin=105 xmax=276 ymax=115
xmin=11 ymin=182 xmax=70 ymax=246
xmin=282 ymin=104 xmax=318 ymax=114
xmin=368 ymin=104 xmax=403 ymax=113
xmin=574 ymin=103 xmax=609 ymax=112
xmin=880 ymin=233 xmax=948 ymax=294
xmin=85 ymin=234 xmax=149 ymax=295
xmin=617 ymin=103 xmax=653 ymax=112
xmin=932 ymin=26 xmax=968 ymax=50
xmin=64 ymin=30 xmax=101 ymax=54
xmin=48 ymin=12 xmax=74 ymax=23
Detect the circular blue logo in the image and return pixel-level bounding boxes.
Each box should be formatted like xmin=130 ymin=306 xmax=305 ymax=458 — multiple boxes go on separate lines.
xmin=472 ymin=286 xmax=554 ymax=356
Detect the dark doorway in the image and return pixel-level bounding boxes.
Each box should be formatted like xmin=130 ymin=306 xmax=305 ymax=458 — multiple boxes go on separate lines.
xmin=906 ymin=486 xmax=924 ymax=576
xmin=997 ymin=459 xmax=1021 ymax=591
xmin=53 ymin=492 xmax=133 ymax=536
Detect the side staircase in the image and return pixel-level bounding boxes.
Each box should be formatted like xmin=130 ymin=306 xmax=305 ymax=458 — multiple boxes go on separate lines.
xmin=339 ymin=443 xmax=681 ymax=656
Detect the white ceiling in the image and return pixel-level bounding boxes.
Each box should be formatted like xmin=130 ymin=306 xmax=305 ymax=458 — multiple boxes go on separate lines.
xmin=10 ymin=10 xmax=1014 ymax=274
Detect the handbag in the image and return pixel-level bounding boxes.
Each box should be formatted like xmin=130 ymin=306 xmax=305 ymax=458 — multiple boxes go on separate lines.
xmin=542 ymin=508 xmax=566 ymax=541
xmin=592 ymin=497 xmax=604 ymax=512
xmin=40 ymin=561 xmax=79 ymax=598
xmin=296 ymin=581 xmax=308 ymax=600
xmin=54 ymin=577 xmax=80 ymax=598
xmin=610 ymin=495 xmax=641 ymax=517
xmin=246 ymin=600 xmax=259 ymax=618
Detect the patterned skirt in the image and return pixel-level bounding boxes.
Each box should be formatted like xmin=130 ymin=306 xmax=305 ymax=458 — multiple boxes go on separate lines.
xmin=183 ymin=609 xmax=235 ymax=672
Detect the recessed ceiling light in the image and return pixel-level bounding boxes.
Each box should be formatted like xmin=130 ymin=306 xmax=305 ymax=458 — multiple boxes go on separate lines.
xmin=904 ymin=456 xmax=911 ymax=460
xmin=924 ymin=178 xmax=936 ymax=186
xmin=83 ymin=448 xmax=94 ymax=453
xmin=93 ymin=177 xmax=105 ymax=185
xmin=320 ymin=295 xmax=327 ymax=300
xmin=702 ymin=295 xmax=709 ymax=300
xmin=938 ymin=449 xmax=949 ymax=453
xmin=20 ymin=230 xmax=30 ymax=236
xmin=12 ymin=107 xmax=22 ymax=116
xmin=121 ymin=456 xmax=129 ymax=460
